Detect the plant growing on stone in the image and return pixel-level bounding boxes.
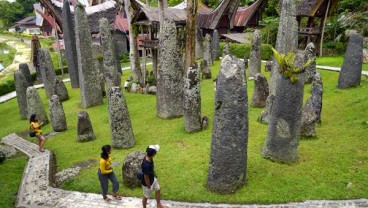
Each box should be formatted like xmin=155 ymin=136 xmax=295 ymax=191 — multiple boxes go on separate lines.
xmin=271 ymin=48 xmax=312 ymax=83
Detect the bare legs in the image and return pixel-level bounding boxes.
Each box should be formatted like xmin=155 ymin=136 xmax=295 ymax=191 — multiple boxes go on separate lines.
xmin=37 ymin=134 xmax=45 ymax=152
xmin=142 ymin=190 xmax=165 ymax=208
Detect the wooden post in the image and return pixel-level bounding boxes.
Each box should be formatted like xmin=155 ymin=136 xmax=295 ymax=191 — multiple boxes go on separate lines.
xmin=184 ymin=0 xmax=198 ymax=74
xmin=319 ymin=0 xmax=331 ymax=56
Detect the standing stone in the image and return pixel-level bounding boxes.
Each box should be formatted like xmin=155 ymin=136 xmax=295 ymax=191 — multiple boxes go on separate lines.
xmin=265 ymin=61 xmax=272 ymax=72
xmin=200 ymin=59 xmax=211 ymax=79
xmin=130 ymin=83 xmax=137 ymax=93
xmin=99 ymin=18 xmax=122 ymax=90
xmin=49 ymin=95 xmax=67 ymax=132
xmin=157 ymin=20 xmax=184 ymax=118
xmin=53 ymin=77 xmax=69 ymax=101
xmin=207 ymin=55 xmax=248 ymax=194
xmin=62 ymin=0 xmax=79 ymax=88
xmin=19 ymin=63 xmax=33 ymax=86
xmin=122 ymin=150 xmax=145 ymax=187
xmin=251 ymin=73 xmax=269 ymax=107
xmin=195 ymin=27 xmax=204 ymax=60
xmin=338 ymin=32 xmax=363 ymax=88
xmin=77 ymin=111 xmax=95 ymax=142
xmin=261 ymin=52 xmax=305 ymax=163
xmin=300 ymin=73 xmax=323 ymax=137
xmin=258 ymin=94 xmax=275 ymax=124
xmin=223 ymin=41 xmax=230 ymax=57
xmin=204 ymin=34 xmax=213 ymax=66
xmin=304 ymin=42 xmax=316 ymax=84
xmin=107 ymin=87 xmax=135 ymax=149
xmin=249 ymin=29 xmax=262 ymax=78
xmin=212 ymin=30 xmax=220 ymax=60
xmin=14 ymin=71 xmax=29 ymax=119
xmin=269 ymin=0 xmax=298 ymax=96
xmin=74 ymin=3 xmax=103 ymax=108
xmin=26 ymin=86 xmax=48 ymax=124
xmin=184 ymin=63 xmax=201 ymax=132
xmin=38 ymin=48 xmax=57 ymax=98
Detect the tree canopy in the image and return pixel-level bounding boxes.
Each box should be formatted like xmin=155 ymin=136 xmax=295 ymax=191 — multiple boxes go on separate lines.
xmin=0 ymin=0 xmax=37 ymax=28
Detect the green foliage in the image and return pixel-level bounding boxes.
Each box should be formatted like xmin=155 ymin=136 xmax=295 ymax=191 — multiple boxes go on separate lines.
xmin=271 ymin=48 xmax=311 ymax=83
xmin=146 ymin=73 xmax=156 ymax=85
xmin=0 ymin=42 xmax=16 ymax=68
xmin=260 ymin=17 xmax=279 ymax=46
xmin=219 ymin=42 xmax=273 ymax=60
xmin=119 ymin=51 xmax=130 ymax=63
xmin=316 ymin=56 xmax=368 ymax=71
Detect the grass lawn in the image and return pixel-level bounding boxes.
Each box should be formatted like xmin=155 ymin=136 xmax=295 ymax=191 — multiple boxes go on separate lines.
xmin=0 ymin=60 xmax=367 ymax=205
xmin=0 ymin=42 xmax=16 ymax=69
xmin=317 ymin=56 xmax=368 ymax=71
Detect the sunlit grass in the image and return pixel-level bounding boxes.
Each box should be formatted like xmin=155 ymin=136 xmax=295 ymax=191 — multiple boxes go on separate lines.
xmin=317 ymin=56 xmax=368 ymax=71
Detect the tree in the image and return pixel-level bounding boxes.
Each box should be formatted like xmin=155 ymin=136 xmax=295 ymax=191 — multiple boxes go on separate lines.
xmin=0 ymin=1 xmax=23 ymax=27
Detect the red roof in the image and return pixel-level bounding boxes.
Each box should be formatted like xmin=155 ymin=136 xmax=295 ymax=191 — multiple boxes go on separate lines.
xmin=114 ymin=11 xmax=129 ymax=33
xmin=16 ymin=16 xmax=37 ymax=25
xmin=233 ymin=0 xmax=265 ymax=27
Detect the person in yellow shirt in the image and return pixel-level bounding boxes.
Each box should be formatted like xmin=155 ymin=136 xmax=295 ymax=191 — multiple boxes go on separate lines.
xmin=97 ymin=145 xmax=122 ymax=202
xmin=29 ymin=114 xmax=46 ymax=152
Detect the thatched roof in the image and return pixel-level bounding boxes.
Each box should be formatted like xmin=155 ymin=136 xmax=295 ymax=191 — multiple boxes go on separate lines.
xmin=233 ymin=0 xmax=267 ymax=27
xmin=221 ymin=33 xmax=250 ymax=43
xmin=297 ymin=0 xmax=338 ymax=17
xmin=132 ymin=4 xmax=187 ymax=26
xmin=37 ymin=0 xmax=117 ymax=33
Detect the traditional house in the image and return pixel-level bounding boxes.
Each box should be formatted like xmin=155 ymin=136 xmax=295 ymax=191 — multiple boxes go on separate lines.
xmin=12 ymin=16 xmax=41 ymax=35
xmin=297 ymin=0 xmax=338 ymax=54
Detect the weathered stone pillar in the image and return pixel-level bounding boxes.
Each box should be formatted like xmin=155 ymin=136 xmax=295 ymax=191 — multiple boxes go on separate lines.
xmin=261 ymin=52 xmax=305 ymax=163
xmin=107 ymin=87 xmax=135 ymax=149
xmin=53 ymin=77 xmax=69 ymax=101
xmin=304 ymin=42 xmax=316 ymax=84
xmin=99 ymin=18 xmax=122 ymax=90
xmin=251 ymin=73 xmax=269 ymax=107
xmin=223 ymin=41 xmax=230 ymax=57
xmin=49 ymin=95 xmax=67 ymax=132
xmin=62 ymin=0 xmax=79 ymax=88
xmin=26 ymin=86 xmax=48 ymax=124
xmin=258 ymin=94 xmax=275 ymax=124
xmin=249 ymin=29 xmax=262 ymax=78
xmin=184 ymin=63 xmax=201 ymax=132
xmin=38 ymin=48 xmax=57 ymax=98
xmin=19 ymin=63 xmax=33 ymax=87
xmin=212 ymin=29 xmax=219 ymax=60
xmin=195 ymin=27 xmax=204 ymax=60
xmin=122 ymin=150 xmax=145 ymax=187
xmin=77 ymin=111 xmax=95 ymax=142
xmin=200 ymin=59 xmax=211 ymax=79
xmin=204 ymin=34 xmax=213 ymax=66
xmin=338 ymin=32 xmax=363 ymax=88
xmin=14 ymin=71 xmax=29 ymax=119
xmin=156 ymin=20 xmax=184 ymax=118
xmin=269 ymin=0 xmax=298 ymax=96
xmin=74 ymin=3 xmax=103 ymax=108
xmin=301 ymin=72 xmax=323 ymax=132
xmin=207 ymin=55 xmax=248 ymax=194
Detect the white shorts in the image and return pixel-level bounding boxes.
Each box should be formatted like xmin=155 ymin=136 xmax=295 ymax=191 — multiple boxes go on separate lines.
xmin=142 ymin=178 xmax=160 ymax=199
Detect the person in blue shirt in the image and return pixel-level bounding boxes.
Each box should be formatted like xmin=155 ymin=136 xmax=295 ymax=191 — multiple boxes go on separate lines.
xmin=141 ymin=145 xmax=166 ymax=208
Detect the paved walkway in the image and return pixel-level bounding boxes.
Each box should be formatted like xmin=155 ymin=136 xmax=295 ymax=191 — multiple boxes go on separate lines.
xmin=1 ymin=133 xmax=368 ymax=208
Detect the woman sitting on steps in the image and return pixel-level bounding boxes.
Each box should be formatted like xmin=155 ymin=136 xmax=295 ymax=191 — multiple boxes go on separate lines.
xmin=29 ymin=114 xmax=46 ymax=152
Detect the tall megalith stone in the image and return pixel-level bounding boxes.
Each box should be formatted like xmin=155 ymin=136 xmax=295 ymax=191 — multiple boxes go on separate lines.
xmin=212 ymin=30 xmax=220 ymax=60
xmin=157 ymin=20 xmax=184 ymax=118
xmin=195 ymin=27 xmax=204 ymax=60
xmin=269 ymin=0 xmax=298 ymax=96
xmin=26 ymin=86 xmax=48 ymax=124
xmin=207 ymin=55 xmax=248 ymax=194
xmin=62 ymin=0 xmax=79 ymax=88
xmin=304 ymin=42 xmax=316 ymax=84
xmin=251 ymin=73 xmax=269 ymax=107
xmin=184 ymin=63 xmax=202 ymax=132
xmin=38 ymin=48 xmax=57 ymax=98
xmin=74 ymin=3 xmax=103 ymax=108
xmin=107 ymin=87 xmax=135 ymax=149
xmin=49 ymin=95 xmax=67 ymax=132
xmin=261 ymin=51 xmax=305 ymax=163
xmin=19 ymin=63 xmax=33 ymax=87
xmin=337 ymin=32 xmax=363 ymax=88
xmin=99 ymin=18 xmax=121 ymax=90
xmin=249 ymin=29 xmax=262 ymax=78
xmin=204 ymin=34 xmax=213 ymax=66
xmin=14 ymin=71 xmax=29 ymax=119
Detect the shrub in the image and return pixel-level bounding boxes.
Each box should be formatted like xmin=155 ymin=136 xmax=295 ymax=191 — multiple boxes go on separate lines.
xmin=219 ymin=42 xmax=273 ymax=60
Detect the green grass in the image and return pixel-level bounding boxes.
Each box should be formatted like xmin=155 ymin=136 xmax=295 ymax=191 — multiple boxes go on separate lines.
xmin=317 ymin=56 xmax=368 ymax=71
xmin=0 ymin=42 xmax=16 ymax=69
xmin=0 ymin=61 xmax=368 ymax=205
xmin=0 ymin=154 xmax=28 ymax=208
